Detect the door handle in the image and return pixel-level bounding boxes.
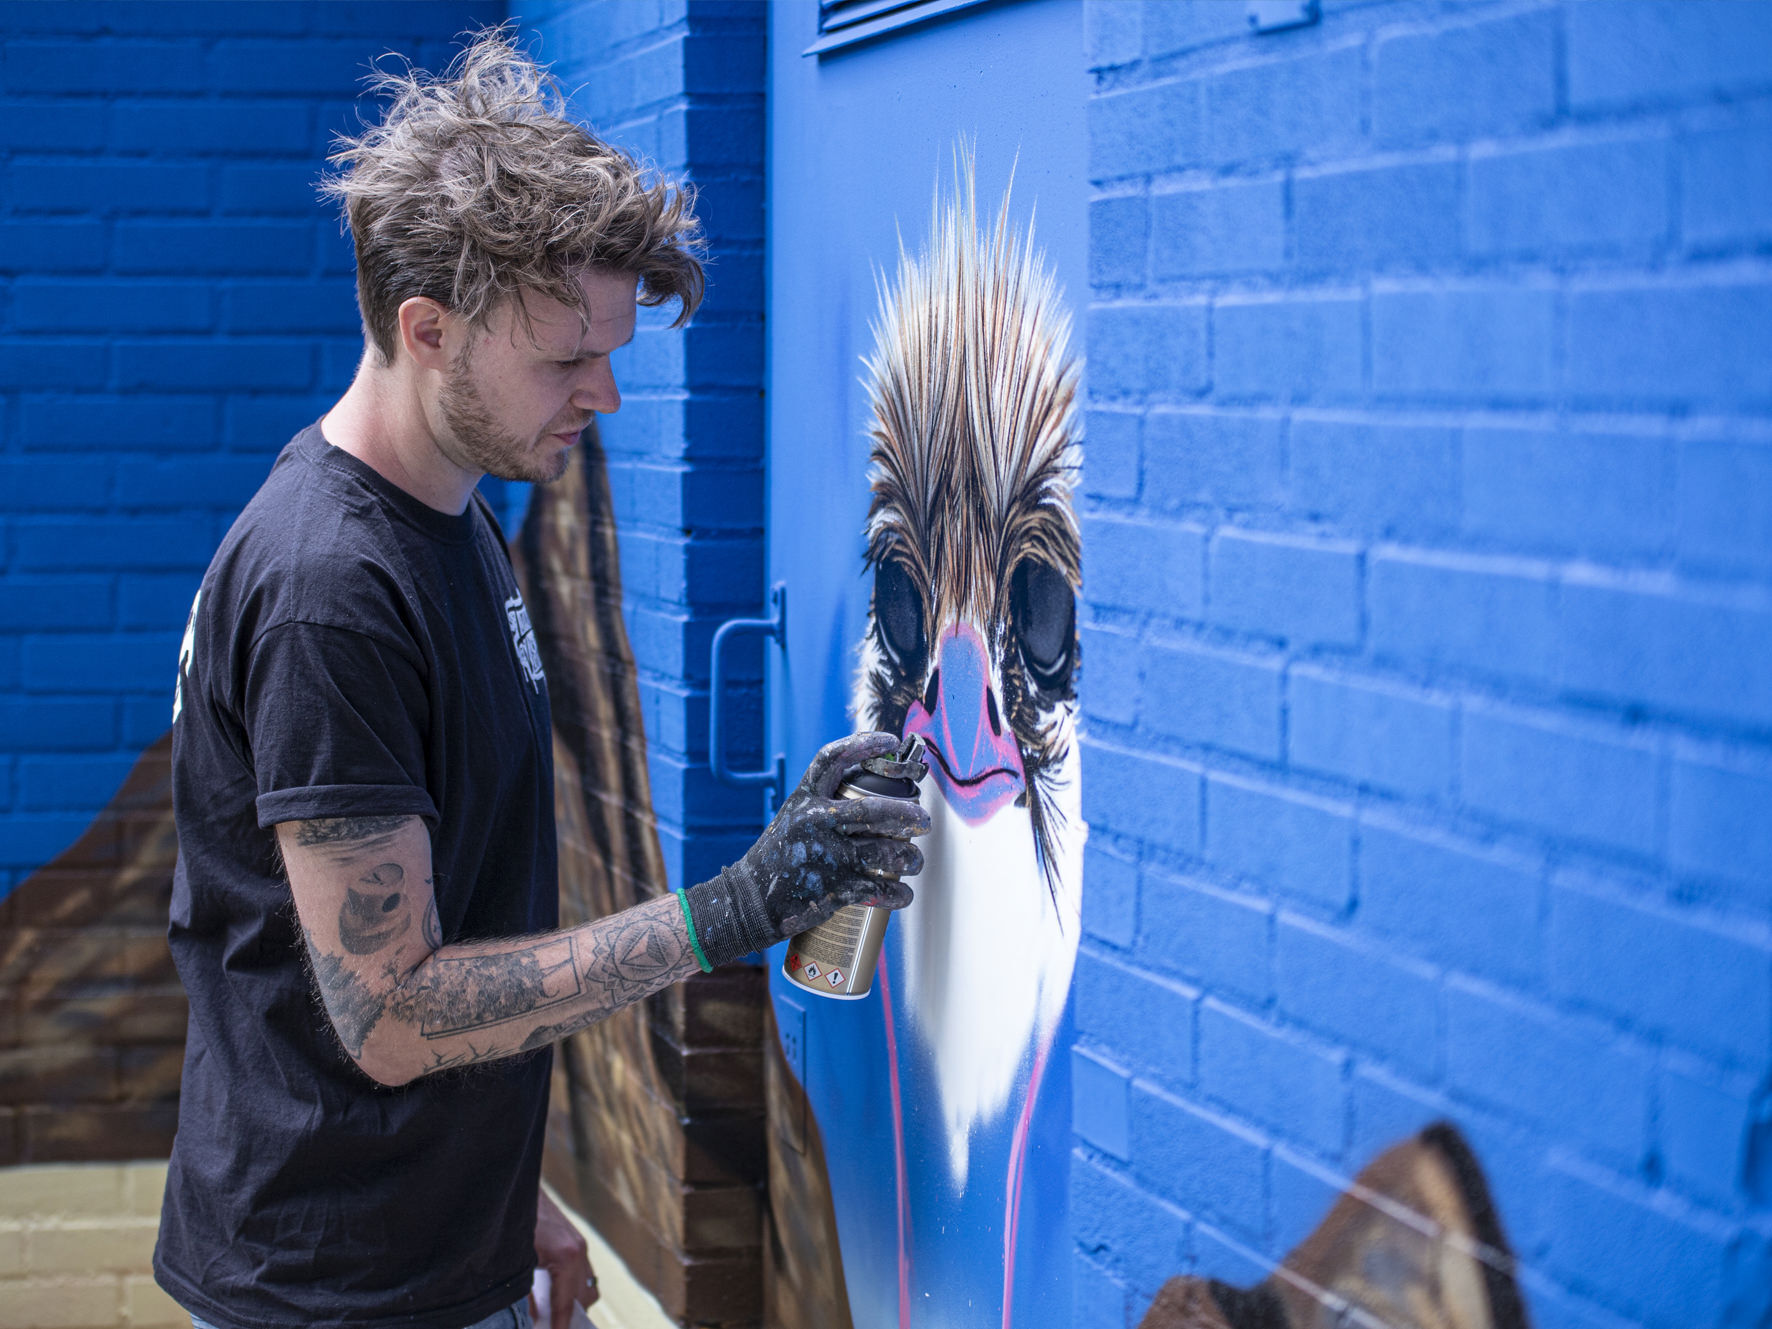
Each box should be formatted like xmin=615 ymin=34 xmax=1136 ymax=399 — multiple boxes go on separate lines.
xmin=709 ymin=581 xmax=787 ymax=805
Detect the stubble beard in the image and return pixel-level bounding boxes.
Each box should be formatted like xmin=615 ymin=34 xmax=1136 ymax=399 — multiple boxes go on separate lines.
xmin=439 ymin=350 xmax=575 ymax=485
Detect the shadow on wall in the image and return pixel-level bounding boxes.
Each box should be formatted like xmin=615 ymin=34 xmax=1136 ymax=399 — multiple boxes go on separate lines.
xmin=1138 ymin=1123 xmax=1529 ymax=1329
xmin=0 ymin=424 xmax=763 ymax=1326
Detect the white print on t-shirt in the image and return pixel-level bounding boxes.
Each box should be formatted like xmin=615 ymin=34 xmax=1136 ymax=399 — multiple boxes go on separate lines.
xmin=505 ymin=593 xmax=546 ymax=692
xmin=173 ymin=587 xmax=202 ymax=723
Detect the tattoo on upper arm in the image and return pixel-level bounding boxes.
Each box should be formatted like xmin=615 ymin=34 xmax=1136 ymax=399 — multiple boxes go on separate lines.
xmin=413 ymin=936 xmax=583 ymax=1038
xmin=294 ymin=814 xmax=412 ymax=848
xmin=422 ymin=897 xmax=442 ymax=950
xmin=338 ymin=862 xmax=410 ymax=955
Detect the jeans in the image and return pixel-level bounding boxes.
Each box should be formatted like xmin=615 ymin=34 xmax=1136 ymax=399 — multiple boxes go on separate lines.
xmin=193 ymin=1297 xmax=532 ymax=1329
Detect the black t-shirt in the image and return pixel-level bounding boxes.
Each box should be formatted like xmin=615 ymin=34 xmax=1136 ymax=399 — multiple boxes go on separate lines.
xmin=154 ymin=423 xmax=558 ymax=1329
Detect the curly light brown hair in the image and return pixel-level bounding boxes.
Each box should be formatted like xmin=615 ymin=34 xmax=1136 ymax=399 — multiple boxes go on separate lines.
xmin=323 ymin=28 xmax=704 ymax=366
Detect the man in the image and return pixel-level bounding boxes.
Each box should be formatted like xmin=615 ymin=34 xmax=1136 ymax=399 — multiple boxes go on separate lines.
xmin=153 ymin=31 xmax=928 ymax=1329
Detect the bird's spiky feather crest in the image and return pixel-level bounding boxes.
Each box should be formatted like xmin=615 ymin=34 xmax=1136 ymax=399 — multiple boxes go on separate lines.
xmin=862 ymin=151 xmax=1081 ymax=628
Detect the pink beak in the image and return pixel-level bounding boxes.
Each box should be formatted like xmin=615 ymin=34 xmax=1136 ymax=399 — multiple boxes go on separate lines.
xmin=903 ymin=623 xmax=1026 ymax=825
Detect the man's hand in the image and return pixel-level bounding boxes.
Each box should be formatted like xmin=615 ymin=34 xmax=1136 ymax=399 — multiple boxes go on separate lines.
xmin=531 ymin=1187 xmax=597 ymax=1328
xmin=681 ymin=731 xmax=932 ymax=968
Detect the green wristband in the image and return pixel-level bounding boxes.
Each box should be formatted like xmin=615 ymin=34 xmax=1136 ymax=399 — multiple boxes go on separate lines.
xmin=677 ymin=888 xmax=713 ymax=973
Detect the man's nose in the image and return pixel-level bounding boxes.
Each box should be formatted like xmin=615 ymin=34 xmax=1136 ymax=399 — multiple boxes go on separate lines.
xmin=572 ymin=359 xmax=620 ymax=415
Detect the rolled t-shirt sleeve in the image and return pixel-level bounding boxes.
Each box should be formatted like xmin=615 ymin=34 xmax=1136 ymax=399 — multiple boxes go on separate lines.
xmin=245 ymin=620 xmax=439 ymax=829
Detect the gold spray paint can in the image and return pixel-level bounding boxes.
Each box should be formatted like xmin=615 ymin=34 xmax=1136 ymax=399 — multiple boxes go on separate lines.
xmin=781 ymin=738 xmax=923 ymax=1001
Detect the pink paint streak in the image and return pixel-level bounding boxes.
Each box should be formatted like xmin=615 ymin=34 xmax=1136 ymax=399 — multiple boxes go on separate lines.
xmin=1000 ymin=1028 xmax=1055 ymax=1329
xmin=878 ymin=957 xmax=912 ymax=1329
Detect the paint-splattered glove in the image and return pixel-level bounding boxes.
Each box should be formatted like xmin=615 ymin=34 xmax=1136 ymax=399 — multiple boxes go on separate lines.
xmin=681 ymin=731 xmax=931 ymax=969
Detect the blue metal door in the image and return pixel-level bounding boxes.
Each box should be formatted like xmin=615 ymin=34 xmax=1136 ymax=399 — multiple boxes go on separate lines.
xmin=762 ymin=5 xmax=1087 ymax=1326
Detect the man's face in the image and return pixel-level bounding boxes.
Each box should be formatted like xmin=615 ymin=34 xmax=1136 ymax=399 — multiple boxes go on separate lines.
xmin=437 ymin=267 xmax=638 ymax=484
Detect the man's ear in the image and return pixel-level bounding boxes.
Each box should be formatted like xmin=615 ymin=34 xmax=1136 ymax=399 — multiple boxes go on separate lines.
xmin=396 ymin=296 xmax=454 ymax=372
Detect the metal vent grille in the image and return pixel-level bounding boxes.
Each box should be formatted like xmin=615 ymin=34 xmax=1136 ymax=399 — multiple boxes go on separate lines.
xmin=809 ymin=0 xmax=999 ymax=54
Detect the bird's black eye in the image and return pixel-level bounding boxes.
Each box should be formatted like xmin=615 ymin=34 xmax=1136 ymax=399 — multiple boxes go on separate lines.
xmin=1010 ymin=559 xmax=1075 ymax=693
xmin=874 ymin=558 xmax=926 ymax=676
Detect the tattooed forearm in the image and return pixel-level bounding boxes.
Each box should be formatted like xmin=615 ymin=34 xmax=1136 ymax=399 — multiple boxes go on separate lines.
xmin=303 ymin=929 xmax=387 ymax=1057
xmin=338 ymin=862 xmax=410 ymax=955
xmin=422 ymin=897 xmax=442 ymax=950
xmin=412 ymin=936 xmax=582 ymax=1038
xmin=294 ymin=814 xmax=412 ymax=849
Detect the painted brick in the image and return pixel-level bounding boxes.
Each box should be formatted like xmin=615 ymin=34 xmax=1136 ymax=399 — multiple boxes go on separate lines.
xmin=1071 ymin=1252 xmax=1130 ymax=1329
xmin=1369 ymin=549 xmax=1557 ymax=684
xmin=0 ymin=578 xmax=112 ymax=632
xmin=6 ymin=159 xmax=211 ymax=215
xmin=1202 ymin=45 xmax=1362 ymax=167
xmin=1288 ymin=415 xmax=1459 ymax=541
xmin=1082 ymin=843 xmax=1138 ymax=950
xmin=0 ymin=221 xmax=107 ymax=273
xmin=1660 ymin=1060 xmax=1761 ymax=1209
xmin=119 ymin=573 xmax=203 ymax=631
xmin=0 ymin=340 xmax=108 ymax=391
xmin=1567 ymin=0 xmax=1772 ymax=112
xmin=20 ymin=395 xmax=217 ymax=452
xmin=1090 ymin=193 xmax=1147 ymax=290
xmin=1198 ymin=1000 xmax=1344 ymax=1156
xmin=0 ymin=816 xmax=94 ymax=869
xmin=1445 ymin=979 xmax=1652 ymax=1166
xmin=1090 ymin=80 xmax=1203 ymax=181
xmin=1140 ymin=868 xmax=1270 ymax=1008
xmin=205 ymin=38 xmax=393 ymax=95
xmin=1087 ymin=303 xmax=1209 ymax=398
xmin=1143 ymin=409 xmax=1283 ymax=511
xmin=1557 ymin=577 xmax=1772 ymax=730
xmin=1544 ymin=1159 xmax=1731 ymax=1329
xmin=1072 ymin=1048 xmax=1132 ymax=1160
xmin=3 ymin=39 xmax=208 ymax=93
xmin=1372 ymin=9 xmax=1557 ymax=146
xmin=1079 ymin=740 xmax=1203 ymax=860
xmin=1678 ymin=431 xmax=1772 ymax=576
xmin=1082 ymin=514 xmax=1203 ymax=620
xmin=1071 ymin=1150 xmax=1190 ymax=1302
xmin=1358 ymin=820 xmax=1540 ymax=987
xmin=1084 ymin=0 xmax=1143 ymax=68
xmin=1469 ymin=136 xmax=1670 ymax=257
xmin=1212 ymin=293 xmax=1362 ymax=403
xmin=1206 ymin=528 xmax=1360 ymax=648
xmin=1205 ymin=775 xmax=1353 ymax=914
xmin=114 ymin=458 xmax=272 ymax=510
xmin=1289 ymin=667 xmax=1453 ymax=802
xmin=1129 ymin=1081 xmax=1267 ymax=1243
xmin=107 ymin=98 xmax=314 ymax=156
xmin=12 ymin=518 xmax=212 ymax=572
xmin=0 ymin=97 xmax=106 ymax=151
xmin=0 ymin=700 xmax=115 ymax=753
xmin=17 ymin=753 xmax=140 ymax=812
xmin=1292 ymin=159 xmax=1461 ymax=274
xmin=1150 ymin=177 xmax=1285 ymax=279
xmin=1082 ymin=409 xmax=1140 ymax=501
xmin=1566 ymin=279 xmax=1772 ymax=406
xmin=1142 ymin=1 xmax=1249 ymax=60
xmin=1080 ymin=624 xmax=1138 ymax=728
xmin=114 ymin=340 xmax=315 ymax=392
xmin=1550 ymin=881 xmax=1772 ymax=1067
xmin=1373 ymin=284 xmax=1555 ymax=401
xmin=21 ymin=633 xmax=182 ymax=695
xmin=1462 ymin=704 xmax=1658 ymax=858
xmin=1077 ymin=947 xmax=1195 ymax=1091
xmin=11 ymin=279 xmax=213 ymax=334
xmin=1140 ymin=639 xmax=1280 ymax=761
xmin=1464 ymin=423 xmax=1670 ymax=559
xmin=0 ymin=460 xmax=114 ymax=511
xmin=1276 ymin=914 xmax=1438 ymax=1078
xmin=1670 ymin=749 xmax=1772 ymax=903
xmin=1681 ymin=109 xmax=1772 ymax=250
xmin=220 ymin=281 xmax=359 ymax=334
xmin=113 ymin=220 xmax=312 ymax=274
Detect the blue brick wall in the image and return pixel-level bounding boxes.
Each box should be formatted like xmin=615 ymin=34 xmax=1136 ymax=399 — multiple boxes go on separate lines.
xmin=516 ymin=0 xmax=767 ymax=894
xmin=1076 ymin=3 xmax=1772 ymax=1327
xmin=0 ymin=1 xmax=494 ymax=891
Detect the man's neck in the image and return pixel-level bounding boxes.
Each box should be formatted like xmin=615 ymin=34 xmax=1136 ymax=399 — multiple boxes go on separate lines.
xmin=321 ymin=357 xmax=481 ymax=516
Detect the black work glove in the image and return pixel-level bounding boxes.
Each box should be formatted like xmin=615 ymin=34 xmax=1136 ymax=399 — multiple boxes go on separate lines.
xmin=682 ymin=731 xmax=931 ymax=969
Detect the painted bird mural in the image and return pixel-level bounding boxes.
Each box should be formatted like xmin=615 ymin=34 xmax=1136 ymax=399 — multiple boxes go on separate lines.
xmin=768 ymin=156 xmax=1086 ymax=1329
